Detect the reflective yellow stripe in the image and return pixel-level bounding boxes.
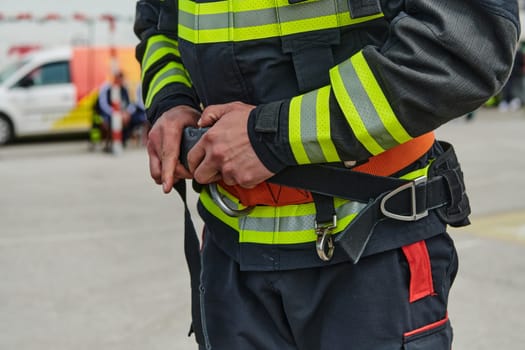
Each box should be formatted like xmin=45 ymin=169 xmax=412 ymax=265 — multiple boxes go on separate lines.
xmin=316 ymin=86 xmax=340 ymax=162
xmin=241 ymin=209 xmax=359 ymax=244
xmin=199 ymin=163 xmax=433 ymax=245
xmin=400 ymin=162 xmax=432 ymax=180
xmin=200 ymin=187 xmax=365 ymax=244
xmin=351 ymin=52 xmax=412 ymax=144
xmin=299 ymin=90 xmax=324 ymax=163
xmin=330 ymin=50 xmax=413 ymax=155
xmin=142 ymin=35 xmax=180 ymax=81
xmin=200 ymin=187 xmax=241 ymax=230
xmin=145 ymin=62 xmax=191 ymax=107
xmin=289 ymin=86 xmax=340 ymax=164
xmin=330 ymin=62 xmax=384 ymax=155
xmin=178 ymin=0 xmax=383 ymax=43
xmin=142 ymin=35 xmax=191 ymax=108
xmin=289 ymin=94 xmax=310 ymax=164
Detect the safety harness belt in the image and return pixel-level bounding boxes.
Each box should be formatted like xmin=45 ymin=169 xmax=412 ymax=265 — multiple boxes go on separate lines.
xmin=266 ymin=141 xmax=470 ymax=262
xmin=179 ymin=138 xmax=469 ymax=264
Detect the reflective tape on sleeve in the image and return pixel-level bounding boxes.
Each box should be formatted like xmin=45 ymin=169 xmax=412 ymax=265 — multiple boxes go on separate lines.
xmin=145 ymin=62 xmax=192 ymax=108
xmin=141 ymin=35 xmax=180 ymax=81
xmin=330 ymin=50 xmax=412 ymax=155
xmin=142 ymin=35 xmax=193 ymax=108
xmin=289 ymin=86 xmax=341 ymax=164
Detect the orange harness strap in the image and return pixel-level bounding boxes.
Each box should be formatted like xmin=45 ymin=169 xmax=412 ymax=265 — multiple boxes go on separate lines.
xmin=352 ymin=132 xmax=435 ymax=177
xmin=220 ymin=132 xmax=435 ymax=207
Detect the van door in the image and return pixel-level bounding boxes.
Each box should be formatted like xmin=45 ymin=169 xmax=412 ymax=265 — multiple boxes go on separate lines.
xmin=8 ymin=60 xmax=75 ymax=135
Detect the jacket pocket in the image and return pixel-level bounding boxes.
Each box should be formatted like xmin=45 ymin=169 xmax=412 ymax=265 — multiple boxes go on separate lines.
xmin=278 ymin=0 xmax=340 ymax=92
xmin=403 ymin=318 xmax=452 ymax=350
xmin=348 ymin=0 xmax=382 ymax=19
xmin=281 ymin=30 xmax=340 ymax=93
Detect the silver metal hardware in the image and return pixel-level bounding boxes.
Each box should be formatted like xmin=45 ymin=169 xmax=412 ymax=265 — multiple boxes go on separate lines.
xmin=380 ymin=176 xmax=428 ymax=221
xmin=315 ymin=215 xmax=337 ymax=261
xmin=209 ymin=183 xmax=255 ymax=217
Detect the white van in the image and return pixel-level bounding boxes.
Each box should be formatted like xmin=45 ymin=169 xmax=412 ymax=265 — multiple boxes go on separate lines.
xmin=0 ymin=46 xmax=139 ymax=145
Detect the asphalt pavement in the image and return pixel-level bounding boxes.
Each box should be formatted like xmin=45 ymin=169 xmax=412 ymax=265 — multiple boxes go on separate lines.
xmin=1 ymin=107 xmax=524 ymax=350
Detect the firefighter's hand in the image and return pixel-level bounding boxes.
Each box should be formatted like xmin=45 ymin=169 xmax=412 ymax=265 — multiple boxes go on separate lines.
xmin=147 ymin=105 xmax=201 ymax=193
xmin=188 ymin=101 xmax=274 ymax=188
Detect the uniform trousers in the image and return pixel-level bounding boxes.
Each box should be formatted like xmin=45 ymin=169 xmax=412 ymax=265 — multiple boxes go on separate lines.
xmin=196 ymin=228 xmax=458 ymax=350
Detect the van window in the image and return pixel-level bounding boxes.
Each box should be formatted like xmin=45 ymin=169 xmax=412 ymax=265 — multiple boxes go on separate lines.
xmin=17 ymin=61 xmax=71 ymax=87
xmin=0 ymin=60 xmax=26 ymax=84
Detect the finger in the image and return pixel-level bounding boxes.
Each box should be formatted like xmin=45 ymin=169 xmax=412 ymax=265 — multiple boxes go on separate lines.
xmin=161 ymin=160 xmax=176 ymax=193
xmin=160 ymin=137 xmax=180 ymax=194
xmin=208 ymin=172 xmax=222 ymax=184
xmin=194 ymin=167 xmax=223 ymax=184
xmin=187 ymin=140 xmax=206 ymax=174
xmin=149 ymin=155 xmax=163 ymax=184
xmin=192 ymin=149 xmax=222 ymax=184
xmin=222 ymin=176 xmax=237 ymax=186
xmin=174 ymin=162 xmax=193 ymax=179
xmin=238 ymin=182 xmax=258 ymax=189
xmin=194 ymin=169 xmax=222 ymax=184
xmin=147 ymin=141 xmax=162 ymax=184
xmin=198 ymin=103 xmax=232 ymax=127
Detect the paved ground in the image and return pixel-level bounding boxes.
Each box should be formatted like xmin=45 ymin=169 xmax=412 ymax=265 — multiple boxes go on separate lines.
xmin=0 ymin=108 xmax=524 ymax=349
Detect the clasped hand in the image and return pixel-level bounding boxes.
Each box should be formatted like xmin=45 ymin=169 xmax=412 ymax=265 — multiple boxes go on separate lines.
xmin=147 ymin=101 xmax=274 ymax=193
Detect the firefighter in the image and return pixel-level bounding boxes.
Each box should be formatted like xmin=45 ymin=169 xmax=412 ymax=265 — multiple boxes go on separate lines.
xmin=134 ymin=1 xmax=519 ymax=349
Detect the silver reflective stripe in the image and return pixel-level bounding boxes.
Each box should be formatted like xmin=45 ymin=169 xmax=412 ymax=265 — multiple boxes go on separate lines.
xmin=180 ymin=8 xmax=278 ymax=30
xmin=277 ymin=0 xmax=338 ymax=22
xmin=299 ymin=89 xmax=327 ymax=163
xmin=240 ymin=199 xmax=366 ymax=233
xmin=146 ymin=64 xmax=190 ymax=107
xmin=143 ymin=39 xmax=179 ymax=68
xmin=337 ymin=59 xmax=400 ymax=150
xmin=179 ymin=2 xmax=344 ymax=31
xmin=242 ymin=213 xmax=315 ymax=233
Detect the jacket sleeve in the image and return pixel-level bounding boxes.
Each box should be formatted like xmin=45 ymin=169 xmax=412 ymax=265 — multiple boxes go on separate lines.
xmin=134 ymin=0 xmax=200 ymax=124
xmin=249 ymin=0 xmax=520 ymax=173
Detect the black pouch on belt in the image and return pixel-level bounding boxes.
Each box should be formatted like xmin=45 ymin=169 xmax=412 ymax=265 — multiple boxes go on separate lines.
xmin=428 ymin=141 xmax=471 ymax=227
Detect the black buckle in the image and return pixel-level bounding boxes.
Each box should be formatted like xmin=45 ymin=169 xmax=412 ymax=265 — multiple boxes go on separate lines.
xmin=380 ymin=176 xmax=428 ymax=221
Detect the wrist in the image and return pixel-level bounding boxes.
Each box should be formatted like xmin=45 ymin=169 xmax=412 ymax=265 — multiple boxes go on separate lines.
xmin=248 ymin=104 xmax=292 ymax=173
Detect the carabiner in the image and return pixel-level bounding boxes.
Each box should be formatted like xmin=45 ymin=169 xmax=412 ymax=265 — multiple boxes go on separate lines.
xmin=209 ymin=183 xmax=254 ymax=217
xmin=315 ymin=216 xmax=337 ymax=261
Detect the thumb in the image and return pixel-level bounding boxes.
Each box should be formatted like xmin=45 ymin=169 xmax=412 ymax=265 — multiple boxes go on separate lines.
xmin=198 ymin=103 xmax=231 ymax=127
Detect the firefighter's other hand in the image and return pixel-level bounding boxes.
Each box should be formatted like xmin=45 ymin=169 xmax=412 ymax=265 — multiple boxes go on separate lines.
xmin=189 ymin=101 xmax=274 ymax=188
xmin=147 ymin=105 xmax=200 ymax=193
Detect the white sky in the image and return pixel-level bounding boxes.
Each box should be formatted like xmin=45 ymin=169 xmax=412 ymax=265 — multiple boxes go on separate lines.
xmin=0 ymin=0 xmax=138 ymax=64
xmin=1 ymin=0 xmax=136 ymax=16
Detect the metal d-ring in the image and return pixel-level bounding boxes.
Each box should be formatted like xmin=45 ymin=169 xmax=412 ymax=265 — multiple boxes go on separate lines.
xmin=208 ymin=183 xmax=255 ymax=217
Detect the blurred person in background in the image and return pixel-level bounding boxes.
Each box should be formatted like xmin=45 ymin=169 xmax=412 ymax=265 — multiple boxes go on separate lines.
xmin=91 ymin=71 xmax=146 ymax=151
xmin=134 ymin=1 xmax=520 ymax=349
xmin=498 ymin=47 xmax=524 ymax=112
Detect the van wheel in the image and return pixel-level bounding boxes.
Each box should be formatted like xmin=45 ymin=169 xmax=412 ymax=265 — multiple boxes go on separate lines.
xmin=0 ymin=114 xmax=14 ymax=145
